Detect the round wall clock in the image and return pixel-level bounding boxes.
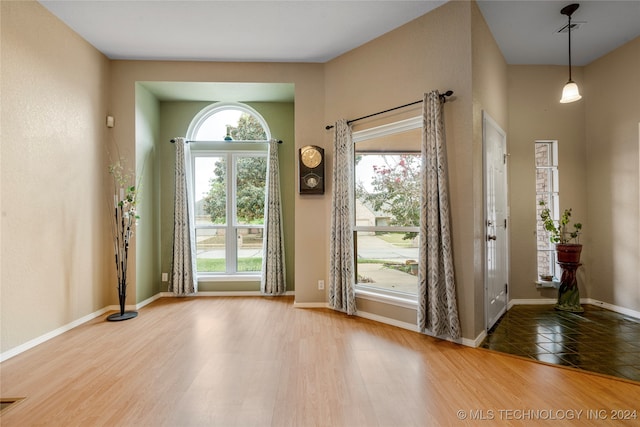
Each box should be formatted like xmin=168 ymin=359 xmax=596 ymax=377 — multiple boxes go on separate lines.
xmin=299 ymin=145 xmax=325 ymax=194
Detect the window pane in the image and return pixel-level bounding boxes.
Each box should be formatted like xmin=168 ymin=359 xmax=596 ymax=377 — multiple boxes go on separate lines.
xmin=535 ymin=141 xmax=559 ymax=280
xmin=195 ymin=110 xmax=267 ymax=141
xmin=196 ymin=228 xmax=226 ymax=272
xmin=537 ymin=224 xmax=554 ymax=250
xmin=236 ymin=156 xmax=266 ymax=225
xmin=355 ymin=231 xmax=419 ymax=295
xmin=535 ymin=168 xmax=553 ymax=194
xmin=237 ymin=228 xmax=263 ymax=272
xmin=537 ymin=250 xmax=557 ymax=279
xmin=195 ymin=156 xmax=226 ymax=225
xmin=536 ymin=169 xmax=559 ymax=195
xmin=355 ymin=154 xmax=421 ymax=228
xmin=535 ymin=142 xmax=552 ymax=167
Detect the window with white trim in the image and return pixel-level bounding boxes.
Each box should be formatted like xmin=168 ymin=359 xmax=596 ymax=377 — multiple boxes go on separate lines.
xmin=535 ymin=140 xmax=559 ymax=280
xmin=187 ymin=103 xmax=270 ymax=277
xmin=353 ymin=118 xmax=421 ymax=303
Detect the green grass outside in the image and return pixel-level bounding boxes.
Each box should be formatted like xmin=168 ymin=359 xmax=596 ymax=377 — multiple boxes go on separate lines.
xmin=376 ymin=233 xmax=417 ymax=247
xmin=357 ymin=258 xmax=397 ymax=264
xmin=197 ymin=257 xmax=262 ymax=272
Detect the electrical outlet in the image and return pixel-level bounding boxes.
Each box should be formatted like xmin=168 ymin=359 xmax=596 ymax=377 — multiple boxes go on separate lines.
xmin=162 ymin=273 xmax=168 ymax=282
xmin=318 ymin=280 xmax=325 ymax=290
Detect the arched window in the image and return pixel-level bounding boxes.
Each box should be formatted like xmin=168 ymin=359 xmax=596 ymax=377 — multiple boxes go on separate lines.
xmin=187 ymin=102 xmax=271 ymax=142
xmin=187 ymin=102 xmax=270 ymax=279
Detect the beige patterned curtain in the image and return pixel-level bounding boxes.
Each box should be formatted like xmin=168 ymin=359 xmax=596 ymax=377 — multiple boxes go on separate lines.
xmin=329 ymin=119 xmax=356 ymax=315
xmin=169 ymin=137 xmax=197 ymax=296
xmin=261 ymin=139 xmax=286 ymax=295
xmin=417 ymin=91 xmax=461 ymax=338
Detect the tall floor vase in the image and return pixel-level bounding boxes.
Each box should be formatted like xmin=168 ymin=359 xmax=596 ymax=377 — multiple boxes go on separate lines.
xmin=107 ymin=174 xmax=139 ymax=321
xmin=107 ymin=201 xmax=138 ymax=321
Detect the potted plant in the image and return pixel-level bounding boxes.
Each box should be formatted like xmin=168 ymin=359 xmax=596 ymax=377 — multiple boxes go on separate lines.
xmin=539 ymin=200 xmax=583 ymax=263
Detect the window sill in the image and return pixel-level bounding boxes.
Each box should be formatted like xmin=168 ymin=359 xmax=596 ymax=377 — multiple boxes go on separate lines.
xmin=535 ymin=280 xmax=559 ymax=289
xmin=198 ymin=274 xmax=260 ymax=282
xmin=355 ymin=287 xmax=417 ymax=310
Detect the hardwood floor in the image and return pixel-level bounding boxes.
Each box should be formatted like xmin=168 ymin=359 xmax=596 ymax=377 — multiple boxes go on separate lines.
xmin=1 ymin=296 xmax=639 ymax=426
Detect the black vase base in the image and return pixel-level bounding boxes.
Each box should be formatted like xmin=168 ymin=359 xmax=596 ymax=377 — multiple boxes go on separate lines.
xmin=107 ymin=311 xmax=138 ymax=322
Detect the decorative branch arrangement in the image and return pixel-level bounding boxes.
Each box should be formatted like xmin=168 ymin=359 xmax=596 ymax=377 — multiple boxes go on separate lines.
xmin=107 ymin=159 xmax=140 ymax=321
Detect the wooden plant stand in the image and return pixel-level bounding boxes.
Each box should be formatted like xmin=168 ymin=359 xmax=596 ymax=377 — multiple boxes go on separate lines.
xmin=555 ymin=261 xmax=583 ymax=313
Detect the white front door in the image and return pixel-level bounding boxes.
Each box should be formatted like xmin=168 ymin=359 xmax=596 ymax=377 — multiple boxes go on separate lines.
xmin=483 ymin=112 xmax=509 ymax=331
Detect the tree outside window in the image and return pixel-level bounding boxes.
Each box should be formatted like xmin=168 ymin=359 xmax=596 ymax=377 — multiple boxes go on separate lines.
xmin=355 ymin=152 xmax=421 ymax=296
xmin=191 ymin=106 xmax=269 ymax=275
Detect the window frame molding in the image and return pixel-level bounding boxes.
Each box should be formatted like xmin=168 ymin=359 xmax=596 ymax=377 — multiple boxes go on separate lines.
xmin=352 ymin=116 xmax=422 ymax=307
xmin=186 ymin=101 xmax=271 ymax=142
xmin=535 ymin=139 xmax=560 ymax=280
xmin=186 ymin=102 xmax=271 ymax=281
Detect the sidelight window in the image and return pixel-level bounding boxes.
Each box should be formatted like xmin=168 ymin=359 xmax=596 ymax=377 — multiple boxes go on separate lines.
xmin=535 ymin=140 xmax=559 ymax=280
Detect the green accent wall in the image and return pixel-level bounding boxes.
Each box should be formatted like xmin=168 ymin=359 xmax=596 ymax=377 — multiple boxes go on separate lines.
xmin=135 ymin=83 xmax=162 ymax=302
xmin=158 ymin=101 xmax=295 ymax=292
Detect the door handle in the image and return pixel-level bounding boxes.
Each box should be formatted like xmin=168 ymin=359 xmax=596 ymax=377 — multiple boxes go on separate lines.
xmin=487 ymin=235 xmax=497 ymax=241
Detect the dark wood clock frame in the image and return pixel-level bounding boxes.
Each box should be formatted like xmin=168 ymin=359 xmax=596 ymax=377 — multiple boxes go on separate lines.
xmin=299 ymin=145 xmax=325 ymax=194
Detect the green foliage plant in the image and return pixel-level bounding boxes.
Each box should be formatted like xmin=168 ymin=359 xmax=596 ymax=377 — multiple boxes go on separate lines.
xmin=538 ymin=200 xmax=582 ymax=244
xmin=202 ymin=113 xmax=268 ymax=224
xmin=357 ymin=154 xmax=420 ymax=240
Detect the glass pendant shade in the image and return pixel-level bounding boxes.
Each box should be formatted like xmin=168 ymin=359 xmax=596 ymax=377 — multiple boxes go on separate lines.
xmin=559 ymin=4 xmax=582 ymax=104
xmin=560 ymin=80 xmax=582 ymax=103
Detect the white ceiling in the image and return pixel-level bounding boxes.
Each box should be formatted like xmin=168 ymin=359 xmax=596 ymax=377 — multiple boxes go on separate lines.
xmin=38 ymin=0 xmax=640 ymax=101
xmin=38 ymin=0 xmax=448 ymax=63
xmin=476 ymin=0 xmax=640 ymax=66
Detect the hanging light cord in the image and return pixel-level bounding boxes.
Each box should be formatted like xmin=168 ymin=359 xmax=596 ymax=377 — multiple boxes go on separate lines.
xmin=567 ymin=13 xmax=573 ymax=81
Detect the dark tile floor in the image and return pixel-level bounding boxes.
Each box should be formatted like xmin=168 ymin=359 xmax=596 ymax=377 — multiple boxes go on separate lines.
xmin=480 ymin=304 xmax=640 ymax=382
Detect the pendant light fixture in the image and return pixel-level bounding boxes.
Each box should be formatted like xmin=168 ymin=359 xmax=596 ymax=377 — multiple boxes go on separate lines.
xmin=559 ymin=3 xmax=582 ymax=103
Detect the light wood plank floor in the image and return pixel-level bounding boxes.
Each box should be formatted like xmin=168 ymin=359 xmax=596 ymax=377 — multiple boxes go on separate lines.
xmin=1 ymin=296 xmax=639 ymax=426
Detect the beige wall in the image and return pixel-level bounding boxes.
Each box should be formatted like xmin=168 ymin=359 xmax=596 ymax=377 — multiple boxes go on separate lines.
xmin=325 ymin=1 xmax=503 ymax=340
xmin=584 ymin=36 xmax=640 ymax=311
xmin=109 ymin=61 xmax=326 ymax=303
xmin=508 ymin=36 xmax=640 ymax=314
xmin=156 ymin=100 xmax=296 ymax=293
xmin=4 ymin=0 xmax=636 ymax=357
xmin=471 ymin=1 xmax=508 ymax=332
xmin=1 ymin=1 xmax=111 ymax=353
xmin=508 ymin=65 xmax=588 ymax=300
xmin=135 ymin=83 xmax=161 ymax=302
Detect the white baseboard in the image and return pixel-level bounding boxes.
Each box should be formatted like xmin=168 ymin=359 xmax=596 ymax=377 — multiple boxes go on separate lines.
xmin=355 ymin=310 xmax=476 ymax=347
xmin=470 ymin=330 xmax=488 ymax=348
xmin=0 ymin=306 xmax=111 ymax=363
xmin=292 ymin=302 xmax=328 ymax=308
xmin=1 ymin=292 xmax=297 ymax=362
xmin=136 ymin=293 xmax=163 ymax=309
xmin=356 ymin=310 xmax=419 ymax=333
xmin=5 ymin=294 xmax=635 ymax=363
xmin=582 ymin=298 xmax=640 ymax=320
xmin=160 ymin=291 xmax=295 ymax=297
xmin=508 ymin=298 xmax=640 ymax=320
xmin=103 ymin=294 xmax=163 ymax=313
xmin=508 ymin=298 xmax=556 ymax=309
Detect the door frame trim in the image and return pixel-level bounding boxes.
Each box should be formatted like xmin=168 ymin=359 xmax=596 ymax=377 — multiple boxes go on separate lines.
xmin=482 ymin=111 xmax=509 ymax=331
